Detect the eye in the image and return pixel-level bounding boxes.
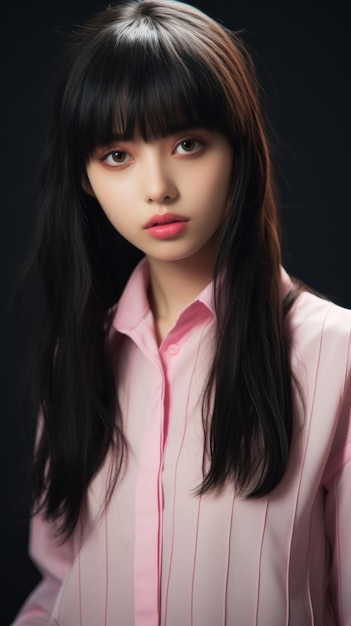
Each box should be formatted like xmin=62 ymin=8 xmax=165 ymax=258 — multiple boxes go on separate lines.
xmin=174 ymin=138 xmax=202 ymax=155
xmin=103 ymin=150 xmax=132 ymax=166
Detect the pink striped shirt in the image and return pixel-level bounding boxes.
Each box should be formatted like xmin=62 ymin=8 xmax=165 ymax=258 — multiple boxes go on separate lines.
xmin=12 ymin=260 xmax=351 ymax=625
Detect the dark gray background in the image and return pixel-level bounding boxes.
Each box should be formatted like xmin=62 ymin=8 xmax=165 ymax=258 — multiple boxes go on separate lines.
xmin=1 ymin=1 xmax=350 ymax=623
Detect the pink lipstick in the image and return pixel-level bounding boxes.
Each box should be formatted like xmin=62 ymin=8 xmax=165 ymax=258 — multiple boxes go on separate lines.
xmin=144 ymin=213 xmax=189 ymax=239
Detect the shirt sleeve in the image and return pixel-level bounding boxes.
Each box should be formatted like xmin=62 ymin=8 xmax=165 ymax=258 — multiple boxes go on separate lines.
xmin=10 ymin=512 xmax=74 ymax=625
xmin=324 ymin=418 xmax=351 ymax=625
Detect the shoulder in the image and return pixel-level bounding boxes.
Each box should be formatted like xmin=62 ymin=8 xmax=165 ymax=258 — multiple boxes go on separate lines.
xmin=288 ymin=286 xmax=351 ymax=479
xmin=290 ymin=285 xmax=351 ymax=350
xmin=281 ymin=267 xmax=351 ymax=343
xmin=289 ymin=285 xmax=351 ymax=409
xmin=290 ymin=287 xmax=351 ymax=439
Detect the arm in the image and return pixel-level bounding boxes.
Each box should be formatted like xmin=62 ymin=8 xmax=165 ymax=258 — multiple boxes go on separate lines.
xmin=10 ymin=513 xmax=74 ymax=625
xmin=324 ymin=427 xmax=351 ymax=626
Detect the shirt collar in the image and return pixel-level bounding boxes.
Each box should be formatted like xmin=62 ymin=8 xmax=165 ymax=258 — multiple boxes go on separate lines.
xmin=111 ymin=257 xmax=215 ymax=336
xmin=280 ymin=266 xmax=294 ymax=300
xmin=111 ymin=257 xmax=293 ymax=335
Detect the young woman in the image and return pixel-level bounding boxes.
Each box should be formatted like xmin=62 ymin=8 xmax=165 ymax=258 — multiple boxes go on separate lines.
xmin=12 ymin=1 xmax=351 ymax=624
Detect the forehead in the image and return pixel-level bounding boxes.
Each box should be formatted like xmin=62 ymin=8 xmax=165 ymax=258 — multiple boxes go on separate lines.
xmin=70 ymin=31 xmax=231 ymax=157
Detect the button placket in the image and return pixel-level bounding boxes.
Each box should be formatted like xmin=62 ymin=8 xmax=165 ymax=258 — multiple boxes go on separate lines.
xmin=167 ymin=343 xmax=179 ymax=355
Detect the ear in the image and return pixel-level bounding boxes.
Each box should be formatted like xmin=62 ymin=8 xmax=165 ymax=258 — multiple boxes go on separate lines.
xmin=82 ymin=174 xmax=96 ymax=198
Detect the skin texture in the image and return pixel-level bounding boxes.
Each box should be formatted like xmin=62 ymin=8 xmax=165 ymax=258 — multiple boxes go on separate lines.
xmin=86 ymin=129 xmax=233 ymax=266
xmin=86 ymin=128 xmax=233 ymax=340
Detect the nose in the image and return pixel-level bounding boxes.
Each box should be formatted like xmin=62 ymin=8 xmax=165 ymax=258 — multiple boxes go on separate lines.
xmin=143 ymin=150 xmax=179 ymax=205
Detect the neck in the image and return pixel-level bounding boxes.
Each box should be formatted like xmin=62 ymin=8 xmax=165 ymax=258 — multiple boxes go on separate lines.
xmin=147 ymin=254 xmax=214 ymax=344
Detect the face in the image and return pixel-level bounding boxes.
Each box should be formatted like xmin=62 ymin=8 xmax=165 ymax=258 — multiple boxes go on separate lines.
xmin=85 ymin=128 xmax=233 ymax=269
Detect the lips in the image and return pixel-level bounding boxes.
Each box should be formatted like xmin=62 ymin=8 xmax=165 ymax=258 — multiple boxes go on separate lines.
xmin=144 ymin=212 xmax=189 ymax=240
xmin=144 ymin=213 xmax=189 ymax=229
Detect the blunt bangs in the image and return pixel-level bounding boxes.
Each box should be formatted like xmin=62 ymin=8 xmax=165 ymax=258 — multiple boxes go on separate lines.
xmin=62 ymin=17 xmax=233 ymax=166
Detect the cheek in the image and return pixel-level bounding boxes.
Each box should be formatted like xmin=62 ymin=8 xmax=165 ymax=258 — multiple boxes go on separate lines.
xmin=88 ymin=177 xmax=128 ymax=222
xmin=203 ymin=161 xmax=233 ymax=217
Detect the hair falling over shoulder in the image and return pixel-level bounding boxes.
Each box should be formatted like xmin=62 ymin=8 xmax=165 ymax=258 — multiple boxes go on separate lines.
xmin=26 ymin=0 xmax=302 ymax=539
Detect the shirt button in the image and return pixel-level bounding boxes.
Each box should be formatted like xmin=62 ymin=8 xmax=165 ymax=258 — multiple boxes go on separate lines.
xmin=168 ymin=343 xmax=179 ymax=355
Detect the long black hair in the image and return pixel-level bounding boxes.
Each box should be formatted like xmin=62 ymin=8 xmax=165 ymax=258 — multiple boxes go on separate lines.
xmin=27 ymin=0 xmax=301 ymax=539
